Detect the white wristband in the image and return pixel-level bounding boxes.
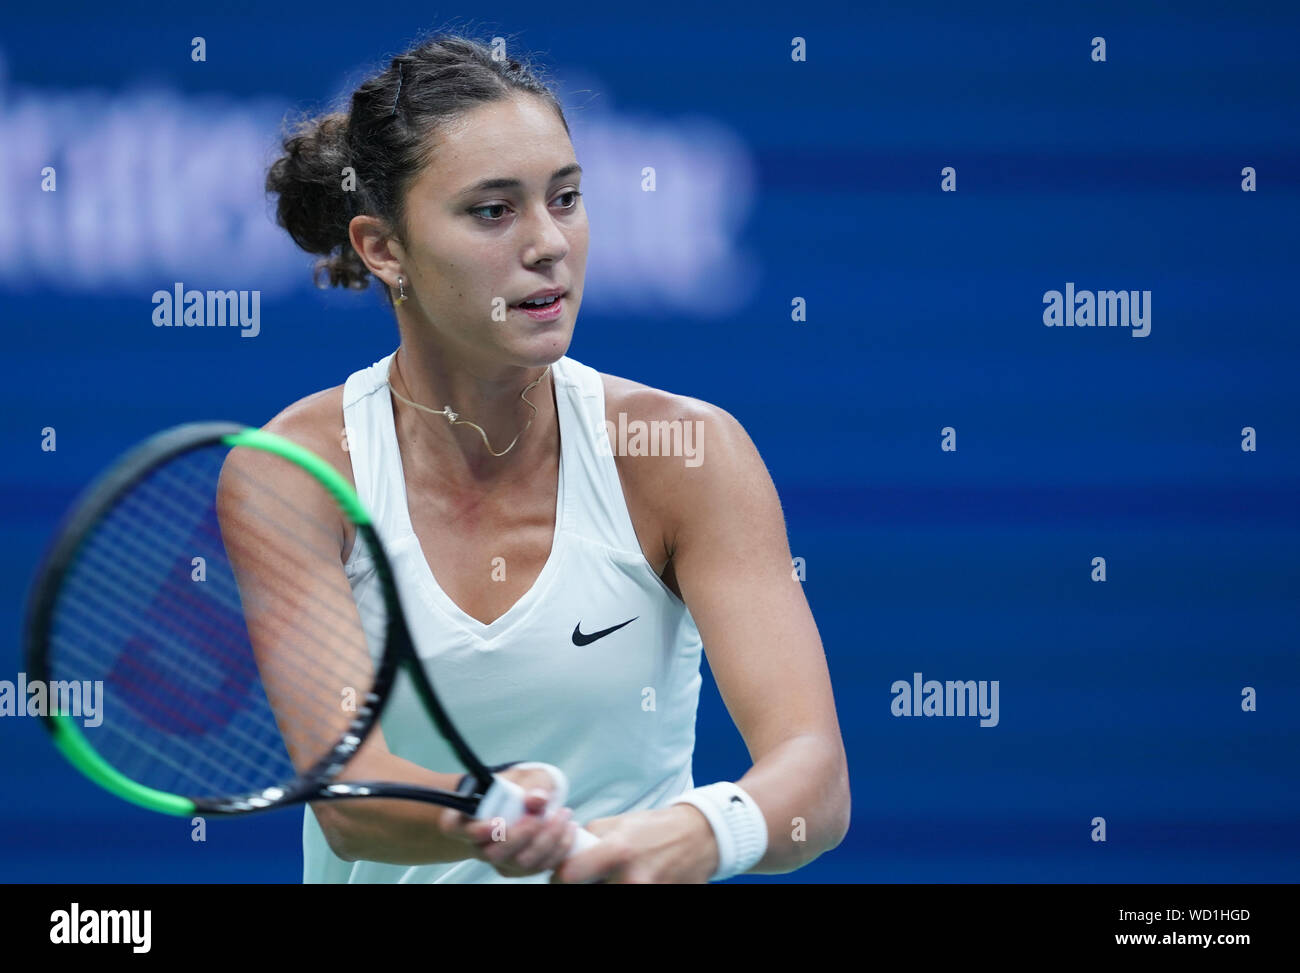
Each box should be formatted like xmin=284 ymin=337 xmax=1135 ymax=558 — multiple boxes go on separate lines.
xmin=669 ymin=781 xmax=768 ymax=882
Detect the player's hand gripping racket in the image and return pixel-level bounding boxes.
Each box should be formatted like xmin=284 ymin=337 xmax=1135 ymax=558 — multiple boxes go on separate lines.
xmin=22 ymin=422 xmax=599 ymax=865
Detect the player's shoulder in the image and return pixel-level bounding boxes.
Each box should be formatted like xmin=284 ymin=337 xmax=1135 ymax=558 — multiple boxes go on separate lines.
xmin=259 ymin=383 xmax=355 ymax=489
xmin=596 ymin=369 xmax=736 ymax=433
xmin=594 ymin=369 xmax=764 ymax=514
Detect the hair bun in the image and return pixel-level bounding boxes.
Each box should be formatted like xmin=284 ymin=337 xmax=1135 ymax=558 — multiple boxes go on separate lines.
xmin=265 ymin=30 xmax=570 ymax=304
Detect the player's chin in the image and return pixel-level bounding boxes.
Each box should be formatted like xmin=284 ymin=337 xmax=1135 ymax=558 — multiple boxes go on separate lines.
xmin=500 ymin=328 xmax=573 ymax=368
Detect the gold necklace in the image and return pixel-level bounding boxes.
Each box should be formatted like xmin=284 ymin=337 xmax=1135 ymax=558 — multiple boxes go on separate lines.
xmin=386 ymin=354 xmax=551 ymax=458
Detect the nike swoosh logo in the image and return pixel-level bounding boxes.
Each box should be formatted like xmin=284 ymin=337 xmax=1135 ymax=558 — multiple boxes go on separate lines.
xmin=572 ymin=617 xmax=638 ymax=646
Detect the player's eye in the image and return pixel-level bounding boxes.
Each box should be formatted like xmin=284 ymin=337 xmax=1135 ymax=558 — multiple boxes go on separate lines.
xmin=469 ymin=203 xmax=509 ymax=221
xmin=469 ymin=190 xmax=582 ymax=223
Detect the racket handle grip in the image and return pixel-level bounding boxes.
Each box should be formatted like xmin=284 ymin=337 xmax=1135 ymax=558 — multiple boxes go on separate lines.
xmin=475 ymin=762 xmax=599 ymax=859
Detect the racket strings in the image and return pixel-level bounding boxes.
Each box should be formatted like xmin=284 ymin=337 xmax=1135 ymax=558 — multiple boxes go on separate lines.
xmin=82 ymin=473 xmax=379 ymax=712
xmin=65 ymin=464 xmax=375 ymax=742
xmin=147 ymin=449 xmax=380 ymax=669
xmin=49 ymin=618 xmax=273 ymax=794
xmin=47 ymin=443 xmax=390 ymax=802
xmin=54 ymin=592 xmax=309 ymax=785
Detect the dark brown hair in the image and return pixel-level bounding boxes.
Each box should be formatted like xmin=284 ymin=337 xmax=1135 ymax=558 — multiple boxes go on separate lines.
xmin=266 ymin=29 xmax=569 ymax=305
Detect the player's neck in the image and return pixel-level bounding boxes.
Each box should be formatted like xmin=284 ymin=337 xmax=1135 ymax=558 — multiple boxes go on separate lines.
xmin=388 ymin=343 xmax=559 ymax=484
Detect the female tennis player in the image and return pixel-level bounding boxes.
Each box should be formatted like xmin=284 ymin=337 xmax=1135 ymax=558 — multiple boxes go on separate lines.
xmin=261 ymin=30 xmax=849 ymax=883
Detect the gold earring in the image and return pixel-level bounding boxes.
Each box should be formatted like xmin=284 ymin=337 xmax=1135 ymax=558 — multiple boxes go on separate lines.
xmin=394 ymin=275 xmax=407 ymax=306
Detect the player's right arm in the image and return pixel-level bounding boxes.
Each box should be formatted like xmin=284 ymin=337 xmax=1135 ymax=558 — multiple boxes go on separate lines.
xmin=215 ymin=394 xmax=577 ymax=872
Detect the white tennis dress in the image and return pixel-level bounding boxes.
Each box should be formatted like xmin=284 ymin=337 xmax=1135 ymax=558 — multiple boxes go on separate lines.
xmin=301 ymin=351 xmax=704 ymax=883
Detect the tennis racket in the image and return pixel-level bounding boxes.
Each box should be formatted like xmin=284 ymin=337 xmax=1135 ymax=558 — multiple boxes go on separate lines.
xmin=23 ymin=421 xmax=598 ymax=862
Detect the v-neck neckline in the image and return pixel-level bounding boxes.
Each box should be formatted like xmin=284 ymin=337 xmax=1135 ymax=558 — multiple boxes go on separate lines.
xmin=378 ymin=354 xmax=568 ymax=643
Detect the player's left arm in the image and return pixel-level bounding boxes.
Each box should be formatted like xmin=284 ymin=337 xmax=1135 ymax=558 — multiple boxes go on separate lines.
xmin=554 ymin=398 xmax=850 ymax=883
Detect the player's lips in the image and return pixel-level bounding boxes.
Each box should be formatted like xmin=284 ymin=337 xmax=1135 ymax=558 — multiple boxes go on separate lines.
xmin=514 ymin=286 xmax=567 ymax=305
xmin=511 ymin=287 xmax=567 ymax=321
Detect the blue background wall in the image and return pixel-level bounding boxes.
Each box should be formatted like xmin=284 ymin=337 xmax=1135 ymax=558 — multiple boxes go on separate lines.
xmin=2 ymin=0 xmax=1297 ymax=882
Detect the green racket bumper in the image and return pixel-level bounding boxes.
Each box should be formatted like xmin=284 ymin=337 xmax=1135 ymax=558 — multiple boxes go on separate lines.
xmin=49 ymin=712 xmax=196 ymax=816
